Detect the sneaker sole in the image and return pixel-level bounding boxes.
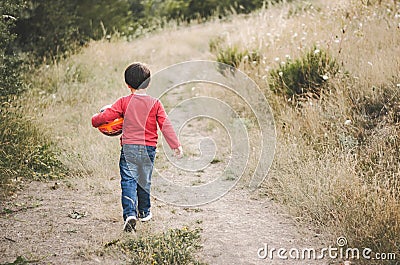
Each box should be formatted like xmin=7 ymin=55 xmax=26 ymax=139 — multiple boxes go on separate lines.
xmin=123 ymin=218 xmax=136 ymax=232
xmin=139 ymin=212 xmax=152 ymax=222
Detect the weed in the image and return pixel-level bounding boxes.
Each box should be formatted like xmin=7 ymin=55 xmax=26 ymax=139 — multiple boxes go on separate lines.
xmin=113 ymin=227 xmax=206 ymax=265
xmin=0 ymin=256 xmax=30 ymax=265
xmin=269 ymin=46 xmax=338 ymax=100
xmin=0 ymin=105 xmax=67 ymax=199
xmin=215 ymin=45 xmax=260 ymax=68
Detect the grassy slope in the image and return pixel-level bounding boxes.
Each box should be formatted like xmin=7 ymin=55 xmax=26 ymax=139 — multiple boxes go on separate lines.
xmin=214 ymin=0 xmax=399 ymax=262
xmin=22 ymin=0 xmax=399 ymax=263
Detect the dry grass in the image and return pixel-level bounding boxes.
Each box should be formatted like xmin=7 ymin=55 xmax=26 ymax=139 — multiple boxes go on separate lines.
xmin=20 ymin=0 xmax=400 ymax=263
xmin=208 ymin=0 xmax=400 ymax=263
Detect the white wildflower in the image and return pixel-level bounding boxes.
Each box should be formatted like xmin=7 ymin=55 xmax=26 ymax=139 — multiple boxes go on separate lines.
xmin=314 ymin=49 xmax=320 ymax=54
xmin=322 ymin=75 xmax=329 ymax=80
xmin=275 ymin=57 xmax=280 ymax=62
xmin=368 ymin=61 xmax=373 ymax=66
xmin=344 ymin=119 xmax=352 ymax=126
xmin=278 ymin=71 xmax=283 ymax=77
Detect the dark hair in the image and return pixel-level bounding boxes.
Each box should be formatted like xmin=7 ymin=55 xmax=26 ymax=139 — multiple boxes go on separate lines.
xmin=124 ymin=63 xmax=151 ymax=89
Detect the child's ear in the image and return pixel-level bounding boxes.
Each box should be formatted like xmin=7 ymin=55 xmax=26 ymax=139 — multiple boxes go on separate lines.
xmin=127 ymin=85 xmax=135 ymax=92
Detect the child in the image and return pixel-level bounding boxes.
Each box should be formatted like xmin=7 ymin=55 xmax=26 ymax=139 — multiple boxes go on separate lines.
xmin=92 ymin=62 xmax=183 ymax=232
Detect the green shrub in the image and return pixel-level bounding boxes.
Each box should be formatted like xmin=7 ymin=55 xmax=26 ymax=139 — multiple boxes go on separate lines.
xmin=0 ymin=0 xmax=24 ymax=98
xmin=269 ymin=46 xmax=338 ymax=99
xmin=216 ymin=46 xmax=245 ymax=68
xmin=115 ymin=227 xmax=206 ymax=265
xmin=215 ymin=45 xmax=260 ymax=68
xmin=1 ymin=0 xmax=67 ymax=199
xmin=0 ymin=106 xmax=67 ymax=198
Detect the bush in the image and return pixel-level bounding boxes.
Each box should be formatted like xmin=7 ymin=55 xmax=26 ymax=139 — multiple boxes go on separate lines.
xmin=0 ymin=0 xmax=24 ymax=98
xmin=0 ymin=105 xmax=67 ymax=199
xmin=268 ymin=46 xmax=338 ymax=99
xmin=113 ymin=227 xmax=206 ymax=265
xmin=0 ymin=0 xmax=67 ymax=199
xmin=12 ymin=0 xmax=276 ymax=61
xmin=214 ymin=43 xmax=260 ymax=68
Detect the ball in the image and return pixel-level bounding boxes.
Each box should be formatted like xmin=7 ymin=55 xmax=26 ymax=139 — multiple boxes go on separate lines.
xmin=97 ymin=105 xmax=123 ymax=137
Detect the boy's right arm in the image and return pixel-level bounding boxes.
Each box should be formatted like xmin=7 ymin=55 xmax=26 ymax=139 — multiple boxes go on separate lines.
xmin=173 ymin=145 xmax=184 ymax=158
xmin=91 ymin=98 xmax=124 ymax=128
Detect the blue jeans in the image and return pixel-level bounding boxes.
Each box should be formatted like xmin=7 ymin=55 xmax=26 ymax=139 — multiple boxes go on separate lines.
xmin=119 ymin=144 xmax=156 ymax=221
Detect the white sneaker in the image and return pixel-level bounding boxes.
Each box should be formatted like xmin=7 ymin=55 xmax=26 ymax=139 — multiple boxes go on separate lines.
xmin=139 ymin=212 xmax=152 ymax=222
xmin=123 ymin=216 xmax=137 ymax=232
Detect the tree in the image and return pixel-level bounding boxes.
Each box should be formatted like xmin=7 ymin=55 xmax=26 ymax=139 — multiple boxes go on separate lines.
xmin=0 ymin=0 xmax=23 ymax=98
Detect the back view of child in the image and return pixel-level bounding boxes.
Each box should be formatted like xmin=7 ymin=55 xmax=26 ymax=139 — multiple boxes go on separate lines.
xmin=92 ymin=63 xmax=183 ymax=232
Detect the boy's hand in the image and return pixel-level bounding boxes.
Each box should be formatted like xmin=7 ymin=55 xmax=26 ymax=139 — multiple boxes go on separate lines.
xmin=173 ymin=146 xmax=183 ymax=159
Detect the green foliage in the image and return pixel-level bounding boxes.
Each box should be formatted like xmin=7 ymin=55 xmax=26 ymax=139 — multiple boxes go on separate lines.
xmin=0 ymin=256 xmax=30 ymax=265
xmin=117 ymin=227 xmax=206 ymax=265
xmin=15 ymin=0 xmax=80 ymax=60
xmin=269 ymin=46 xmax=338 ymax=99
xmin=15 ymin=0 xmax=133 ymax=59
xmin=0 ymin=106 xmax=67 ymax=199
xmin=13 ymin=0 xmax=276 ymax=60
xmin=214 ymin=44 xmax=260 ymax=68
xmin=0 ymin=0 xmax=24 ymax=98
xmin=75 ymin=0 xmax=133 ymax=39
xmin=1 ymin=0 xmax=66 ymax=199
xmin=216 ymin=46 xmax=246 ymax=68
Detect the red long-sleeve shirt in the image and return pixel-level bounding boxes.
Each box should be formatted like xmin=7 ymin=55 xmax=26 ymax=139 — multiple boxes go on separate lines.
xmin=92 ymin=94 xmax=180 ymax=149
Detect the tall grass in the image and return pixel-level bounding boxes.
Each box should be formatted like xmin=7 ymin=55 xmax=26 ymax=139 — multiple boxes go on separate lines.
xmin=0 ymin=104 xmax=67 ymax=199
xmin=211 ymin=0 xmax=399 ymax=263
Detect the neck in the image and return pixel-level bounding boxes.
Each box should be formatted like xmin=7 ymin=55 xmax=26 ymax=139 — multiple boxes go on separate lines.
xmin=130 ymin=87 xmax=147 ymax=95
xmin=134 ymin=89 xmax=147 ymax=95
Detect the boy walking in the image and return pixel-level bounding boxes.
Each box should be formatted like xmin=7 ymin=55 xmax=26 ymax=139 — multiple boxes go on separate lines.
xmin=92 ymin=63 xmax=183 ymax=232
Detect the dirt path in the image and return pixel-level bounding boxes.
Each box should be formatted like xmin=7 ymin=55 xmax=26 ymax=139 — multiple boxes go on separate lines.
xmin=0 ymin=177 xmax=326 ymax=265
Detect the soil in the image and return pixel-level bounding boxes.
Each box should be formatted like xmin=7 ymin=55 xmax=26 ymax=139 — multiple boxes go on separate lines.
xmin=0 ymin=178 xmax=327 ymax=265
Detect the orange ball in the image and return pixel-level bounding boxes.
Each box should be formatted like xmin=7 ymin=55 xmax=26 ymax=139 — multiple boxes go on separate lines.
xmin=98 ymin=118 xmax=123 ymax=136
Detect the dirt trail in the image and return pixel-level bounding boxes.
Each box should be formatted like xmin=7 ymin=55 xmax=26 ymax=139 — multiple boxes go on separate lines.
xmin=0 ymin=177 xmax=326 ymax=265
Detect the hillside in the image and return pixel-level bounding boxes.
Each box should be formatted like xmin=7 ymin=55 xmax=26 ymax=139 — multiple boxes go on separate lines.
xmin=1 ymin=0 xmax=399 ymax=264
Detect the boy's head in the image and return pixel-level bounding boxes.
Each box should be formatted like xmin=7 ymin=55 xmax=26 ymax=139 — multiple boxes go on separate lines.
xmin=124 ymin=62 xmax=151 ymax=90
